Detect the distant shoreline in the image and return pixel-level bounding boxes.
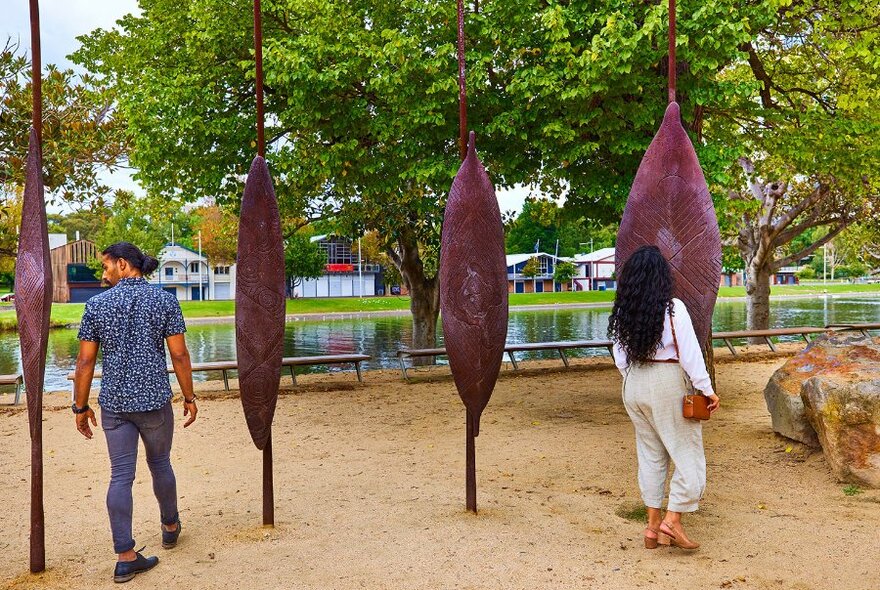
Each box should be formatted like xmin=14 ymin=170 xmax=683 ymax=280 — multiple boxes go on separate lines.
xmin=0 ymin=289 xmax=876 ymax=331
xmin=15 ymin=289 xmax=871 ymax=329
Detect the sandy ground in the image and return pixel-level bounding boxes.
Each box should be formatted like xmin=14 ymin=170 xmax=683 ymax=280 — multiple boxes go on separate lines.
xmin=1 ymin=344 xmax=878 ymax=590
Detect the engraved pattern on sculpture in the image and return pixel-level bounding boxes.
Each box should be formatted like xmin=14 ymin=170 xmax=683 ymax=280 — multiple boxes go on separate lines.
xmin=439 ymin=134 xmax=509 ymax=435
xmin=236 ymin=156 xmax=285 ymax=450
xmin=16 ymin=129 xmax=53 ymax=438
xmin=617 ymin=103 xmax=722 ymax=349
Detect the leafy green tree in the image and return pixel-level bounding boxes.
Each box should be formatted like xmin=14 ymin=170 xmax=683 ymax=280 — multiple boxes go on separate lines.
xmin=94 ymin=190 xmax=194 ymax=257
xmin=47 ymin=206 xmax=111 ymax=243
xmin=796 ymin=266 xmax=816 ymax=281
xmin=193 ymin=204 xmax=238 ymax=265
xmin=520 ymin=256 xmax=542 ymax=294
xmin=834 ymin=222 xmax=880 ymax=277
xmin=73 ymin=0 xmax=880 ymax=342
xmin=505 ymin=198 xmax=558 ymax=254
xmin=360 ymin=230 xmax=402 ymax=294
xmin=559 ymin=218 xmax=617 ymax=257
xmin=721 ymin=246 xmax=744 ymax=272
xmin=0 ymin=186 xmax=22 ymax=260
xmin=711 ymin=1 xmax=880 ymax=329
xmin=74 ymin=0 xmax=767 ymax=348
xmin=553 ymin=260 xmax=576 ymax=289
xmin=521 ymin=257 xmax=541 ymax=279
xmin=506 ymin=197 xmax=617 ymax=257
xmin=1 ymin=38 xmax=126 ymax=205
xmin=284 ymin=232 xmax=327 ymax=296
xmin=0 ymin=187 xmax=22 ymax=286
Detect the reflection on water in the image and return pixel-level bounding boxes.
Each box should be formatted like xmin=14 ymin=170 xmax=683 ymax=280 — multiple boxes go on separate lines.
xmin=0 ymin=296 xmax=877 ymax=392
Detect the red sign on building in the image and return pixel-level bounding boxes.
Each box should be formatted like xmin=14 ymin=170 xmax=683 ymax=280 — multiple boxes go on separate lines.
xmin=325 ymin=264 xmax=355 ymax=272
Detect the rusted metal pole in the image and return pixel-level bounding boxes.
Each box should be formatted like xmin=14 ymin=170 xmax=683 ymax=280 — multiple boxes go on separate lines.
xmin=22 ymin=0 xmax=48 ymax=573
xmin=263 ymin=434 xmax=275 ymax=526
xmin=465 ymin=410 xmax=476 ymax=512
xmin=457 ymin=0 xmax=467 ymax=161
xmin=237 ymin=0 xmax=283 ymax=529
xmin=668 ymin=0 xmax=676 ymax=104
xmin=29 ymin=0 xmax=41 ymax=145
xmin=254 ymin=0 xmax=265 ymax=157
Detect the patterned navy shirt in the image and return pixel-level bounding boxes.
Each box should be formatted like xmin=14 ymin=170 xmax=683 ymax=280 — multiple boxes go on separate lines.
xmin=77 ymin=277 xmax=187 ymax=413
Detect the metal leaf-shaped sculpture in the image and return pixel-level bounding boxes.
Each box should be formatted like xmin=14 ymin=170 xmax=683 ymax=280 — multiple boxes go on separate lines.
xmin=440 ymin=132 xmax=508 ymax=437
xmin=15 ymin=128 xmax=51 ymax=573
xmin=235 ymin=155 xmax=285 ymax=451
xmin=616 ymin=102 xmax=722 ymax=347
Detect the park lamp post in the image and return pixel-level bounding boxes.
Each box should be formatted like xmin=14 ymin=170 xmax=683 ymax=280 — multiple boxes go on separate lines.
xmin=198 ymin=230 xmax=204 ymax=301
xmin=823 ymin=242 xmax=828 ymax=289
xmin=358 ymin=237 xmax=363 ymax=298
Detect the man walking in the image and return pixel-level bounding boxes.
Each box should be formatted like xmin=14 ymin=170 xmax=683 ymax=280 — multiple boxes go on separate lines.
xmin=72 ymin=242 xmax=198 ymax=583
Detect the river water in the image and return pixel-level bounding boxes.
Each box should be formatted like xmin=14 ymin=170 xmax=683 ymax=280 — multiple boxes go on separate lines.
xmin=0 ymin=295 xmax=877 ymax=392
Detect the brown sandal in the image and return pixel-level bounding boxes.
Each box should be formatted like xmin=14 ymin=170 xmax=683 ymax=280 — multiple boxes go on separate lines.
xmin=659 ymin=520 xmax=700 ymax=550
xmin=644 ymin=527 xmax=659 ymax=549
xmin=643 ymin=527 xmax=670 ymax=549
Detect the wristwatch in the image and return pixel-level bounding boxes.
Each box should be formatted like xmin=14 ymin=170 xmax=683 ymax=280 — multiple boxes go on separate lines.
xmin=184 ymin=394 xmax=198 ymax=403
xmin=71 ymin=403 xmax=90 ymax=414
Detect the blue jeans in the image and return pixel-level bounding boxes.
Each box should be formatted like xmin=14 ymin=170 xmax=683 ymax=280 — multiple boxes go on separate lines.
xmin=101 ymin=402 xmax=178 ymax=554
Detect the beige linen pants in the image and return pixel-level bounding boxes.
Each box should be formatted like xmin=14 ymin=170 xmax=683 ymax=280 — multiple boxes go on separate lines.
xmin=622 ymin=362 xmax=706 ymax=512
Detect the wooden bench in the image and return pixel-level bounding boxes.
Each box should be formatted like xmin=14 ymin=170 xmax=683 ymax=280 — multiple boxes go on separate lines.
xmin=711 ymin=327 xmax=831 ymax=355
xmin=67 ymin=354 xmax=371 ymax=390
xmin=503 ymin=340 xmax=614 ymax=370
xmin=825 ymin=323 xmax=880 ymax=338
xmin=399 ymin=327 xmax=849 ymax=378
xmin=397 ymin=341 xmax=614 ymax=381
xmin=396 ymin=348 xmax=447 ymax=381
xmin=282 ymin=354 xmax=370 ymax=384
xmin=0 ymin=374 xmax=23 ymax=405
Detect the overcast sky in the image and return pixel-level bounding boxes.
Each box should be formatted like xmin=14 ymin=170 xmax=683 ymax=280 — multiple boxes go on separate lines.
xmin=4 ymin=0 xmax=140 ymax=71
xmin=5 ymin=0 xmax=548 ymax=215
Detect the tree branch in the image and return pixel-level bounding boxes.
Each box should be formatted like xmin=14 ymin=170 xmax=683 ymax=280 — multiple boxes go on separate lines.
xmin=742 ymin=42 xmax=775 ymax=109
xmin=772 ymin=212 xmax=823 ymax=248
xmin=770 ymin=183 xmax=829 ymax=238
xmin=384 ymin=245 xmax=402 ymax=270
xmin=772 ymin=219 xmax=856 ymax=271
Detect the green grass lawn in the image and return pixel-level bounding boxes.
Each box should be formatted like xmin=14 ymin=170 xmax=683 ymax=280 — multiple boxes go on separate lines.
xmin=0 ymin=282 xmax=877 ymax=330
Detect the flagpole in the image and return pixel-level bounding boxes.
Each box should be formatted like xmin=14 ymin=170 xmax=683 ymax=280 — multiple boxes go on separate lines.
xmin=198 ymin=230 xmax=204 ymax=300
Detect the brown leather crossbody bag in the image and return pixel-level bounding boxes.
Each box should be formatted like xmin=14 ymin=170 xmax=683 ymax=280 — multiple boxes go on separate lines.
xmin=669 ymin=311 xmax=711 ymax=421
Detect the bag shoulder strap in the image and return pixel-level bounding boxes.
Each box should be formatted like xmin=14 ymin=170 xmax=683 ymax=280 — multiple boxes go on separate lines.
xmin=669 ymin=305 xmax=680 ymax=361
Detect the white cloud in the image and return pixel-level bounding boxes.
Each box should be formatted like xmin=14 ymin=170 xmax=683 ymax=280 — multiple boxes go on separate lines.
xmin=3 ymin=0 xmax=140 ymax=69
xmin=496 ymin=184 xmax=566 ymax=216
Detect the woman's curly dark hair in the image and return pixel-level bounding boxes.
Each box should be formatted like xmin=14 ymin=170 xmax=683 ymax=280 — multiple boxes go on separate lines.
xmin=607 ymin=245 xmax=675 ymax=363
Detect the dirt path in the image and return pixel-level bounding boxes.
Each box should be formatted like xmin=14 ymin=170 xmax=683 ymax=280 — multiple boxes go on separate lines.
xmin=1 ymin=347 xmax=877 ymax=590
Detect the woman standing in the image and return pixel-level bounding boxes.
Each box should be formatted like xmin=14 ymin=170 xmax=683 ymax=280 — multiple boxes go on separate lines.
xmin=608 ymin=245 xmax=720 ymax=550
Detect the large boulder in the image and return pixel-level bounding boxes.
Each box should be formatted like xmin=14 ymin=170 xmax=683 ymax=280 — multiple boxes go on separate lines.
xmin=761 ymin=334 xmax=852 ymax=447
xmin=800 ymin=336 xmax=880 ymax=487
xmin=764 ymin=366 xmax=820 ymax=447
xmin=763 ymin=332 xmax=879 ymax=448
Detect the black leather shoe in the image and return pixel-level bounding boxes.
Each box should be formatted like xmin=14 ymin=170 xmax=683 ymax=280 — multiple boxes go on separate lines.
xmin=113 ymin=549 xmax=158 ymax=583
xmin=162 ymin=519 xmax=182 ymax=549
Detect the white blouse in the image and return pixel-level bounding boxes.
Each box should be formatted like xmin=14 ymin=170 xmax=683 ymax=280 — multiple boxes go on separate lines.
xmin=612 ymin=298 xmax=715 ymax=396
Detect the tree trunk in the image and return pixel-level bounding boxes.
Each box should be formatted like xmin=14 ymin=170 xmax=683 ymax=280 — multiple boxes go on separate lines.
xmin=389 ymin=226 xmax=441 ymax=365
xmin=745 ymin=261 xmax=772 ymax=341
xmin=409 ymin=277 xmax=440 ymax=365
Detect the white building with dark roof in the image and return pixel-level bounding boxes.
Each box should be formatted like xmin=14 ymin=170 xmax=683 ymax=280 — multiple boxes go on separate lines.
xmin=571 ymin=247 xmax=616 ymax=291
xmin=150 ymin=243 xmax=216 ymax=301
xmin=505 ymin=252 xmax=566 ymax=293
